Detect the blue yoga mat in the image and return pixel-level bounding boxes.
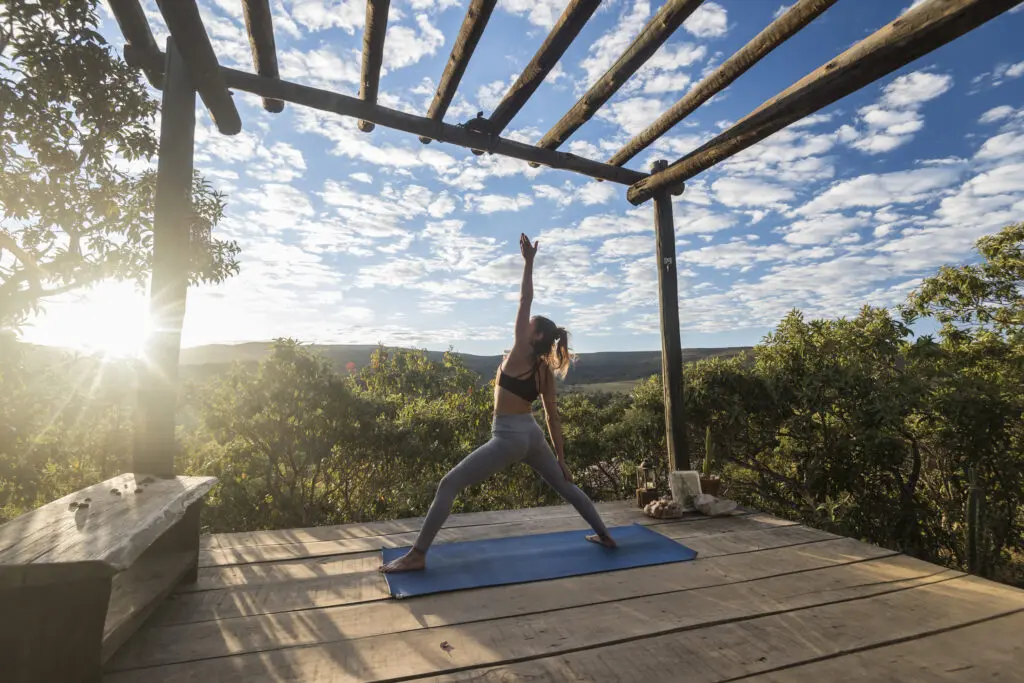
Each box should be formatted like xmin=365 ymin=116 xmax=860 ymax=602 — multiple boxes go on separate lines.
xmin=380 ymin=523 xmax=697 ymax=599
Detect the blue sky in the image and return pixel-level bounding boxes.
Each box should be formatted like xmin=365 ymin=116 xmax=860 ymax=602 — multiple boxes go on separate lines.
xmin=23 ymin=0 xmax=1024 ymax=355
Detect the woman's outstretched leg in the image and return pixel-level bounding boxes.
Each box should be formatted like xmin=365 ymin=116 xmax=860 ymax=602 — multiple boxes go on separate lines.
xmin=381 ymin=434 xmax=526 ymax=573
xmin=524 ymin=437 xmax=615 ymax=548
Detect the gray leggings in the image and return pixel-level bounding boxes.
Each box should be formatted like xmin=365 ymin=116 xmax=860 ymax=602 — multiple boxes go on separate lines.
xmin=413 ymin=412 xmax=610 ymax=552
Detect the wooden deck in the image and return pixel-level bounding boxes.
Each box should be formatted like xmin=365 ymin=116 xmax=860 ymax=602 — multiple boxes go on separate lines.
xmin=103 ymin=501 xmax=1024 ymax=682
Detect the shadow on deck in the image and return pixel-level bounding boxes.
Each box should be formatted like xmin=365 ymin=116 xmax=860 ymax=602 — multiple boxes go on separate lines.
xmin=103 ymin=501 xmax=1024 ymax=682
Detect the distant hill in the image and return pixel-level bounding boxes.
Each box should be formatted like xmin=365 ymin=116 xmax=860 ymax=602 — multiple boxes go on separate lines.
xmin=178 ymin=342 xmax=751 ymax=386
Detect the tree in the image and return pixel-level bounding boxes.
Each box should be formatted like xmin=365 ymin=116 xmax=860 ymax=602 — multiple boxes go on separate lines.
xmin=0 ymin=0 xmax=239 ymax=329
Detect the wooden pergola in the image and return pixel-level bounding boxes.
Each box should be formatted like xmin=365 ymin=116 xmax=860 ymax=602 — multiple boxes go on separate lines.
xmin=107 ymin=0 xmax=1021 ymax=478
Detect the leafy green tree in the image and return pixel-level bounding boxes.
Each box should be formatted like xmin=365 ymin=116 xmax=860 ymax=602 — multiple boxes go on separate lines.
xmin=0 ymin=0 xmax=239 ymax=329
xmin=188 ymin=340 xmax=376 ymax=531
xmin=901 ymin=222 xmax=1024 ymax=580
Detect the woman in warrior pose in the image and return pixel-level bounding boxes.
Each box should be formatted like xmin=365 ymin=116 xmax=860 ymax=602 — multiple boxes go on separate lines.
xmin=380 ymin=233 xmax=616 ymax=573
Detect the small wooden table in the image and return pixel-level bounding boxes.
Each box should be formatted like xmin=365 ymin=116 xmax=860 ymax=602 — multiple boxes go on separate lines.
xmin=0 ymin=473 xmax=216 ymax=683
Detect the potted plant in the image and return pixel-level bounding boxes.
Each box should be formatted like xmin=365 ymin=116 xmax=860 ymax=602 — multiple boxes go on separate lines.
xmin=700 ymin=425 xmax=722 ymax=497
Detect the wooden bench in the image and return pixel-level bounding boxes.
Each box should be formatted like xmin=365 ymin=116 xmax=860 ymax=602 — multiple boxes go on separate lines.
xmin=0 ymin=473 xmax=216 ymax=683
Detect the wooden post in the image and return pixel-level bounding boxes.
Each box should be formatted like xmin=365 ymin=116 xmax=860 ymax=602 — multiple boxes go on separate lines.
xmin=609 ymin=0 xmax=838 ymax=167
xmin=485 ymin=0 xmax=600 ymax=137
xmin=241 ymin=0 xmax=284 ymax=112
xmin=134 ymin=38 xmax=195 ymax=478
xmin=652 ymin=160 xmax=687 ymax=473
xmin=627 ymin=0 xmax=1024 ymax=205
xmin=418 ymin=0 xmax=497 ymax=143
xmin=535 ymin=0 xmax=704 ymax=153
xmin=358 ymin=0 xmax=390 ymax=132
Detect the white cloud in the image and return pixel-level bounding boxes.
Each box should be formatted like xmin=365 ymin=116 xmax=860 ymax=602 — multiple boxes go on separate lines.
xmin=881 ymin=71 xmax=953 ymax=108
xmin=781 ymin=213 xmax=871 ymax=245
xmin=427 ymin=193 xmax=458 ymax=217
xmin=718 ymin=128 xmax=836 ymax=184
xmin=465 ymin=193 xmax=535 ymax=213
xmin=598 ymin=236 xmax=654 ymax=260
xmin=625 ymin=42 xmax=706 ymax=96
xmin=385 ymin=15 xmax=445 ymax=70
xmin=499 ymin=0 xmax=566 ymax=28
xmin=279 ymin=47 xmax=361 ymax=90
xmin=291 ymin=0 xmax=364 ymax=33
xmin=350 ymin=172 xmax=374 ymax=184
xmin=597 ymin=97 xmax=666 ymax=135
xmin=578 ymin=181 xmax=617 ymax=205
xmin=249 ymin=142 xmax=307 ymax=183
xmin=441 ymin=152 xmax=544 ymax=191
xmin=979 ymin=105 xmax=1015 ymax=124
xmin=477 ymin=77 xmax=514 ymax=111
xmin=534 ymin=180 xmax=616 ymax=207
xmin=683 ymin=2 xmax=728 ymax=38
xmin=773 ymin=4 xmax=793 ymax=19
xmin=296 ymin=109 xmax=459 ymax=174
xmin=975 ymin=132 xmax=1024 ymax=161
xmin=712 ymin=177 xmax=795 ymax=209
xmin=972 ymin=58 xmax=1024 ymax=90
xmin=679 ymin=240 xmax=830 ymax=270
xmin=579 ymin=0 xmax=650 ymax=84
xmin=841 ymin=71 xmax=952 ymax=155
xmin=797 ymin=166 xmax=964 ymax=216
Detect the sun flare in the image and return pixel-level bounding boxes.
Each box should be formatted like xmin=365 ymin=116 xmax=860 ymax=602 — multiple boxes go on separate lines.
xmin=21 ymin=282 xmax=153 ymax=359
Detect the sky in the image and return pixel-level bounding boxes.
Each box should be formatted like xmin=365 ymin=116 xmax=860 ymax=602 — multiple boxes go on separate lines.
xmin=20 ymin=0 xmax=1024 ymax=356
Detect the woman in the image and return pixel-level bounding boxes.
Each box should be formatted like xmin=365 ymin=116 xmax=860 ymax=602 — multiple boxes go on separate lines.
xmin=380 ymin=233 xmax=616 ymax=573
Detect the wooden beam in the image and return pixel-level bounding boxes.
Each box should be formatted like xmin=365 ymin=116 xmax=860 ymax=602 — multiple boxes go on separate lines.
xmin=241 ymin=0 xmax=284 ymax=113
xmin=418 ymin=0 xmax=498 ymax=143
xmin=134 ymin=39 xmax=195 ymax=478
xmin=609 ymin=0 xmax=838 ymax=168
xmin=482 ymin=0 xmax=602 ymax=138
xmin=652 ymin=160 xmax=687 ymax=473
xmin=535 ymin=0 xmax=705 ymax=152
xmin=628 ymin=0 xmax=1023 ymax=204
xmin=153 ymin=0 xmax=242 ymax=135
xmin=124 ymin=46 xmax=649 ymax=186
xmin=358 ymin=0 xmax=390 ymax=132
xmin=106 ymin=0 xmax=163 ymax=87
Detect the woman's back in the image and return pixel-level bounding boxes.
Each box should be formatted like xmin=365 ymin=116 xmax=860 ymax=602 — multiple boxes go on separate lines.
xmin=493 ymin=350 xmax=545 ymax=415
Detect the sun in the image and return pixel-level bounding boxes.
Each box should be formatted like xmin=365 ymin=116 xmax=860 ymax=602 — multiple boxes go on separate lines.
xmin=21 ymin=281 xmax=153 ymax=359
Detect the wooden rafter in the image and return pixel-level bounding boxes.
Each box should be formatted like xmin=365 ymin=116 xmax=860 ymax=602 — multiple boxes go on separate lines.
xmin=106 ymin=0 xmax=162 ymax=87
xmin=125 ymin=47 xmax=648 ymax=186
xmin=535 ymin=0 xmax=705 ymax=153
xmin=627 ymin=0 xmax=1024 ymax=205
xmin=153 ymin=0 xmax=241 ymax=135
xmin=419 ymin=0 xmax=498 ymax=143
xmin=609 ymin=0 xmax=838 ymax=168
xmin=482 ymin=0 xmax=602 ymax=137
xmin=358 ymin=0 xmax=390 ymax=132
xmin=241 ymin=0 xmax=284 ymax=113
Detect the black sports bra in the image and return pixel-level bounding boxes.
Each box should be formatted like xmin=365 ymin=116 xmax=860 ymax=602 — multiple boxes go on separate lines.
xmin=498 ymin=360 xmax=540 ymax=402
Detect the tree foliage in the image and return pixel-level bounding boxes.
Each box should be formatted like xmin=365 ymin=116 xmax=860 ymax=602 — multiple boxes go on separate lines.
xmin=1 ymin=223 xmax=1021 ymax=587
xmin=0 ymin=0 xmax=239 ymax=329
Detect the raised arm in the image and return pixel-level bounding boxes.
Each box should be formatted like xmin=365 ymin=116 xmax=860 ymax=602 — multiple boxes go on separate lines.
xmin=514 ymin=233 xmax=537 ymax=346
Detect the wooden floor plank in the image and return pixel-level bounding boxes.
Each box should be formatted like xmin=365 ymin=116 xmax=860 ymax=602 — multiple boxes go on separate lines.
xmin=110 ymin=537 xmax=899 ymax=669
xmin=190 ymin=512 xmax=772 ymax=590
xmin=151 ymin=520 xmax=818 ymax=627
xmin=201 ymin=501 xmax=649 ymax=551
xmin=738 ymin=610 xmax=1024 ymax=682
xmin=105 ymin=552 xmax=960 ymax=679
xmin=198 ymin=509 xmax=768 ymax=568
xmin=408 ymin=576 xmax=1024 ymax=683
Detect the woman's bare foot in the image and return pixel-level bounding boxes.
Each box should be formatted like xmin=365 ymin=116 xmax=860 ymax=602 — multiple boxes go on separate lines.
xmin=586 ymin=532 xmax=617 ymax=548
xmin=380 ymin=548 xmax=427 ymax=573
